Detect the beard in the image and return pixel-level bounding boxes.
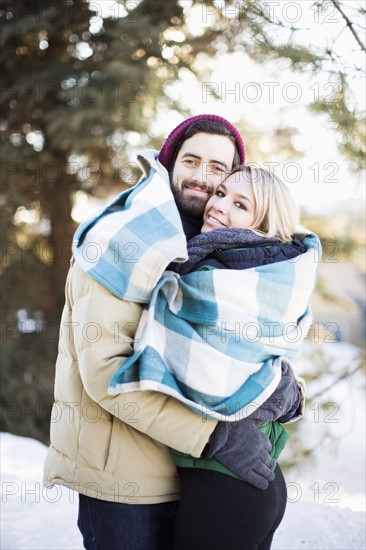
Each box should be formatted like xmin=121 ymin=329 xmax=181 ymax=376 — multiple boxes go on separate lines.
xmin=170 ymin=179 xmax=214 ymax=219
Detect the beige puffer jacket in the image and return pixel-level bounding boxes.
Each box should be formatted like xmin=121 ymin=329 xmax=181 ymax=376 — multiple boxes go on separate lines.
xmin=43 ymin=260 xmax=216 ymax=504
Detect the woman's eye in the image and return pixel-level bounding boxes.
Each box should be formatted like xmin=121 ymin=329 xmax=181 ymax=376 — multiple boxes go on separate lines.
xmin=183 ymin=159 xmax=196 ymax=166
xmin=235 ymin=202 xmax=246 ymax=210
xmin=216 ymin=190 xmax=225 ymax=197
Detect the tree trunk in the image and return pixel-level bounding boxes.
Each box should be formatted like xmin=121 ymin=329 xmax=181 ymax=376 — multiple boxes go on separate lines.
xmin=39 ymin=160 xmax=76 ymax=323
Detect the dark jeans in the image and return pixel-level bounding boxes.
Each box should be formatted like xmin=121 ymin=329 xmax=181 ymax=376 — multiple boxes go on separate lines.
xmin=173 ymin=464 xmax=287 ymax=550
xmin=77 ymin=493 xmax=178 ymax=550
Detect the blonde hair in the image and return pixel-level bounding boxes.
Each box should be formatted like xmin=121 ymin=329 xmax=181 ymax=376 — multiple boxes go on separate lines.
xmin=230 ymin=165 xmax=300 ymax=242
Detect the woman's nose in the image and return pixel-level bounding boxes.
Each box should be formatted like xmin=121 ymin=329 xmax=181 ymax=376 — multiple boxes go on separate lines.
xmin=212 ymin=198 xmax=227 ymax=213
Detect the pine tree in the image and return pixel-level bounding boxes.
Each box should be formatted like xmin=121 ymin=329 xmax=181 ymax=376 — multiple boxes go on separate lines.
xmin=1 ymin=0 xmax=364 ymax=442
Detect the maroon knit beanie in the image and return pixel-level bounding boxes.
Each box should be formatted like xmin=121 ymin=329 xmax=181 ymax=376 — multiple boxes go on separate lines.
xmin=158 ymin=114 xmax=246 ymax=170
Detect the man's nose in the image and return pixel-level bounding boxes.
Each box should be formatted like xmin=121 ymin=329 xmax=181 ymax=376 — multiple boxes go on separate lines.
xmin=192 ymin=165 xmax=207 ymax=184
xmin=192 ymin=162 xmax=210 ymax=184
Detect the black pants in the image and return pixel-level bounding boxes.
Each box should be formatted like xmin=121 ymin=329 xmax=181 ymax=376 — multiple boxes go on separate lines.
xmin=173 ymin=464 xmax=287 ymax=550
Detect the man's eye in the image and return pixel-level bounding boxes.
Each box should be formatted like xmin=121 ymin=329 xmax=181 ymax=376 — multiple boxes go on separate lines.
xmin=210 ymin=165 xmax=225 ymax=174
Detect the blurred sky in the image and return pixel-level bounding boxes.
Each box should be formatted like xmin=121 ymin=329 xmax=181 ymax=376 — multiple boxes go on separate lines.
xmin=155 ymin=51 xmax=365 ymax=216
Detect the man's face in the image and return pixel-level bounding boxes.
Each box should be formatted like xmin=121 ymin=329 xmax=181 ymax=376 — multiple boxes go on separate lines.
xmin=170 ymin=132 xmax=236 ymax=218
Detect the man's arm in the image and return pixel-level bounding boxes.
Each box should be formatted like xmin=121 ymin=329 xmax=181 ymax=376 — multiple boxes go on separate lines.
xmin=68 ymin=262 xmax=216 ymax=457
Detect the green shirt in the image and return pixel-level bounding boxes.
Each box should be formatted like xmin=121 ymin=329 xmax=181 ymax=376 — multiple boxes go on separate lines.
xmin=171 ymin=421 xmax=289 ymax=480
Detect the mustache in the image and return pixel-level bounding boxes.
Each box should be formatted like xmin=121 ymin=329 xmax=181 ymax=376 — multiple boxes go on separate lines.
xmin=183 ymin=180 xmax=214 ymax=194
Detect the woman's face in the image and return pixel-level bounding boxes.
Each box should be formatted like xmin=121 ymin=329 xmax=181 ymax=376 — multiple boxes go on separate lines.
xmin=201 ymin=171 xmax=256 ymax=232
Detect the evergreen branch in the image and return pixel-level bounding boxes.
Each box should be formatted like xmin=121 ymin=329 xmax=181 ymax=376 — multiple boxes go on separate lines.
xmin=330 ymin=0 xmax=366 ymax=52
xmin=251 ymin=4 xmax=305 ymax=33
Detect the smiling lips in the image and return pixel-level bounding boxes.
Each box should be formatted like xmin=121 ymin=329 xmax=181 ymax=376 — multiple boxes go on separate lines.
xmin=205 ymin=213 xmax=227 ymax=228
xmin=184 ymin=182 xmax=212 ymax=194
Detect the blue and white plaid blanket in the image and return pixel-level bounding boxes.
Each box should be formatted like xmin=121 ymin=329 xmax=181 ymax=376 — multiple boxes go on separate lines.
xmin=109 ymin=232 xmax=321 ymax=420
xmin=72 ymin=150 xmax=188 ymax=302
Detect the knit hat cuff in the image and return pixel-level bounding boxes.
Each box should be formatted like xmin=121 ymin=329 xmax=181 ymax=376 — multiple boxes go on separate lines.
xmin=158 ymin=114 xmax=246 ymax=170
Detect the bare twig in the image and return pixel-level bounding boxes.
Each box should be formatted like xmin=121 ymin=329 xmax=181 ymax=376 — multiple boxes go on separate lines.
xmin=330 ymin=0 xmax=366 ymax=52
xmin=309 ymin=361 xmax=364 ymax=400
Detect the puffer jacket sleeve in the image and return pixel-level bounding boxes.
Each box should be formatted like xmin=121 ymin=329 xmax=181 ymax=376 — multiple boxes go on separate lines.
xmin=67 ymin=262 xmax=216 ymax=457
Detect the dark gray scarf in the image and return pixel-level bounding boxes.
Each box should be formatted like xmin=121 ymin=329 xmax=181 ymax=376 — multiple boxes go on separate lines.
xmin=171 ymin=228 xmax=278 ymax=275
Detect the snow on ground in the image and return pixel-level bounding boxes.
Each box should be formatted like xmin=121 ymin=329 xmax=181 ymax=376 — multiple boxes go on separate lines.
xmin=1 ymin=433 xmax=82 ymax=550
xmin=1 ymin=342 xmax=365 ymax=549
xmin=284 ymin=341 xmax=366 ymax=513
xmin=1 ymin=430 xmax=365 ymax=550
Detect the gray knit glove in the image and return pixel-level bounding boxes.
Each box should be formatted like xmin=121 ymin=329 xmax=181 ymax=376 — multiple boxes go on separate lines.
xmin=201 ymin=360 xmax=303 ymax=491
xmin=202 ymin=418 xmax=276 ymax=490
xmin=248 ymin=360 xmax=303 ymax=425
